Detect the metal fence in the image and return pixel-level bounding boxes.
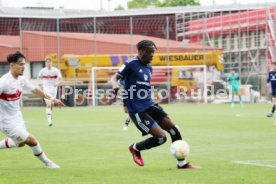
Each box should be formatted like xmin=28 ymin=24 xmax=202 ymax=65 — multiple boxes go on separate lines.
xmin=0 ymin=3 xmax=275 ymax=106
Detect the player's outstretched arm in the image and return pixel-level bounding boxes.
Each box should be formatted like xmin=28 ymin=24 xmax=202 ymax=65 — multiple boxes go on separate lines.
xmin=31 ymin=88 xmax=65 ymax=107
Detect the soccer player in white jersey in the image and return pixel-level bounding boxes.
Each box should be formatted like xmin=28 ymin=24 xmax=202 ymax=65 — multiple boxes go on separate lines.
xmin=38 ymin=58 xmax=62 ymax=126
xmin=0 ymin=51 xmax=64 ymax=168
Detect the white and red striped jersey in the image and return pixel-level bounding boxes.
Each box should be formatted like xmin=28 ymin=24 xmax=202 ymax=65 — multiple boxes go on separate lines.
xmin=38 ymin=67 xmax=62 ymax=90
xmin=0 ymin=72 xmax=35 ymax=122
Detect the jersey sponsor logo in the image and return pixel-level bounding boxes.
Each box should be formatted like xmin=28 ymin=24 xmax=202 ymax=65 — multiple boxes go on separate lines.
xmin=0 ymin=89 xmax=22 ymax=101
xmin=42 ymin=75 xmax=58 ymax=79
xmin=137 ymin=81 xmax=150 ymax=86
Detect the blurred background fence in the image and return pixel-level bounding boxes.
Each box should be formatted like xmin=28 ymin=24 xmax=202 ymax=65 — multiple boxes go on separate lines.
xmin=0 ymin=3 xmax=275 ymax=106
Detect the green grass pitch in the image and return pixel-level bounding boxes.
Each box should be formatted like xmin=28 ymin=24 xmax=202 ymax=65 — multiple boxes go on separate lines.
xmin=0 ymin=104 xmax=276 ymax=184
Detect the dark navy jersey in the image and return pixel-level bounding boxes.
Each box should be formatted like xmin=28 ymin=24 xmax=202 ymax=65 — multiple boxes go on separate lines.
xmin=117 ymin=56 xmax=154 ymax=115
xmin=267 ymin=71 xmax=276 ymax=92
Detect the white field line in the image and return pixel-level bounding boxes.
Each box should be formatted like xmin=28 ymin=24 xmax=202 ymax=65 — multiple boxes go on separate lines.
xmin=234 ymin=160 xmax=276 ymax=169
xmin=234 ymin=113 xmax=267 ymax=119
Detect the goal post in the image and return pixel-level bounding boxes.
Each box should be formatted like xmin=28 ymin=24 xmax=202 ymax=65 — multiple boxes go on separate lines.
xmin=90 ymin=65 xmax=208 ymax=107
xmin=91 ymin=66 xmax=120 ymax=107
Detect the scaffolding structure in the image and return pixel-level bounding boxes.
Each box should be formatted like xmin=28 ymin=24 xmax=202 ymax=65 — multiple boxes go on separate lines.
xmin=176 ymin=5 xmax=276 ymax=93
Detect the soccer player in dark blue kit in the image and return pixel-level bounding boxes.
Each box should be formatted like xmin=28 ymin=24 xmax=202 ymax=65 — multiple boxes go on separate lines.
xmin=111 ymin=40 xmax=200 ymax=169
xmin=267 ymin=62 xmax=276 ymax=118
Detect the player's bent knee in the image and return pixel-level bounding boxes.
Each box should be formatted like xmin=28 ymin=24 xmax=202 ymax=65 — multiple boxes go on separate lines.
xmin=162 ymin=116 xmax=172 ymax=124
xmin=161 ymin=117 xmax=175 ymax=129
xmin=25 ymin=135 xmax=38 ymax=147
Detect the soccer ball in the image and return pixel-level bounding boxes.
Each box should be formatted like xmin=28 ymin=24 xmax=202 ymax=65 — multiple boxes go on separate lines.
xmin=170 ymin=140 xmax=190 ymax=159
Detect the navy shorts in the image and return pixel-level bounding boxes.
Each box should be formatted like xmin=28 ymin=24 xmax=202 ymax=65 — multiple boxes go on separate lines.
xmin=130 ymin=104 xmax=168 ymax=136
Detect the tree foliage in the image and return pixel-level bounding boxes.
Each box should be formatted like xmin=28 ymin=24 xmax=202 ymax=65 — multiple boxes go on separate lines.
xmin=158 ymin=0 xmax=200 ymax=7
xmin=115 ymin=5 xmax=125 ymax=10
xmin=127 ymin=0 xmax=200 ymax=9
xmin=128 ymin=0 xmax=160 ymax=9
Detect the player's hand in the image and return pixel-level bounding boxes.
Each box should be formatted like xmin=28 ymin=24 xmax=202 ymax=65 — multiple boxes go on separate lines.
xmin=112 ymin=83 xmax=120 ymax=96
xmin=53 ymin=99 xmax=65 ymax=108
xmin=124 ymin=106 xmax=128 ymax=113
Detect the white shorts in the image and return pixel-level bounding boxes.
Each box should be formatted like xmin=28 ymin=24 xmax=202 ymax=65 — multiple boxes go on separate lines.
xmin=0 ymin=118 xmax=29 ymax=145
xmin=44 ymin=88 xmax=58 ymax=103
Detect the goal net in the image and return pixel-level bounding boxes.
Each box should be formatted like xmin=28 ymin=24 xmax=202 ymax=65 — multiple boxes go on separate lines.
xmin=90 ymin=65 xmax=211 ymax=106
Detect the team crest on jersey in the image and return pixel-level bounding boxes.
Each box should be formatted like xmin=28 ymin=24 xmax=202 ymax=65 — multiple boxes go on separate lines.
xmin=144 ymin=74 xmax=148 ymax=81
xmin=139 ymin=69 xmax=143 ymax=73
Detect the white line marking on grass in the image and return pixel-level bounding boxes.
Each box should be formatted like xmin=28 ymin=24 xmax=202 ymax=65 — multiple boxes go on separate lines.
xmin=235 ymin=113 xmax=241 ymax=117
xmin=234 ymin=113 xmax=265 ymax=119
xmin=234 ymin=161 xmax=276 ymax=169
xmin=246 ymin=160 xmax=276 ymax=162
xmin=273 ymin=121 xmax=276 ymax=126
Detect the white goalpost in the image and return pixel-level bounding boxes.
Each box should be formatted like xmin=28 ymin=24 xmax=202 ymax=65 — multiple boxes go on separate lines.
xmin=90 ymin=65 xmax=208 ymax=107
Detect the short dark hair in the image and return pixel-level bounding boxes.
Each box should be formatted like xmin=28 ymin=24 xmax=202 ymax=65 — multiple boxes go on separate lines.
xmin=7 ymin=51 xmax=25 ymax=64
xmin=272 ymin=62 xmax=276 ymax=65
xmin=45 ymin=58 xmax=52 ymax=62
xmin=136 ymin=40 xmax=157 ymax=51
